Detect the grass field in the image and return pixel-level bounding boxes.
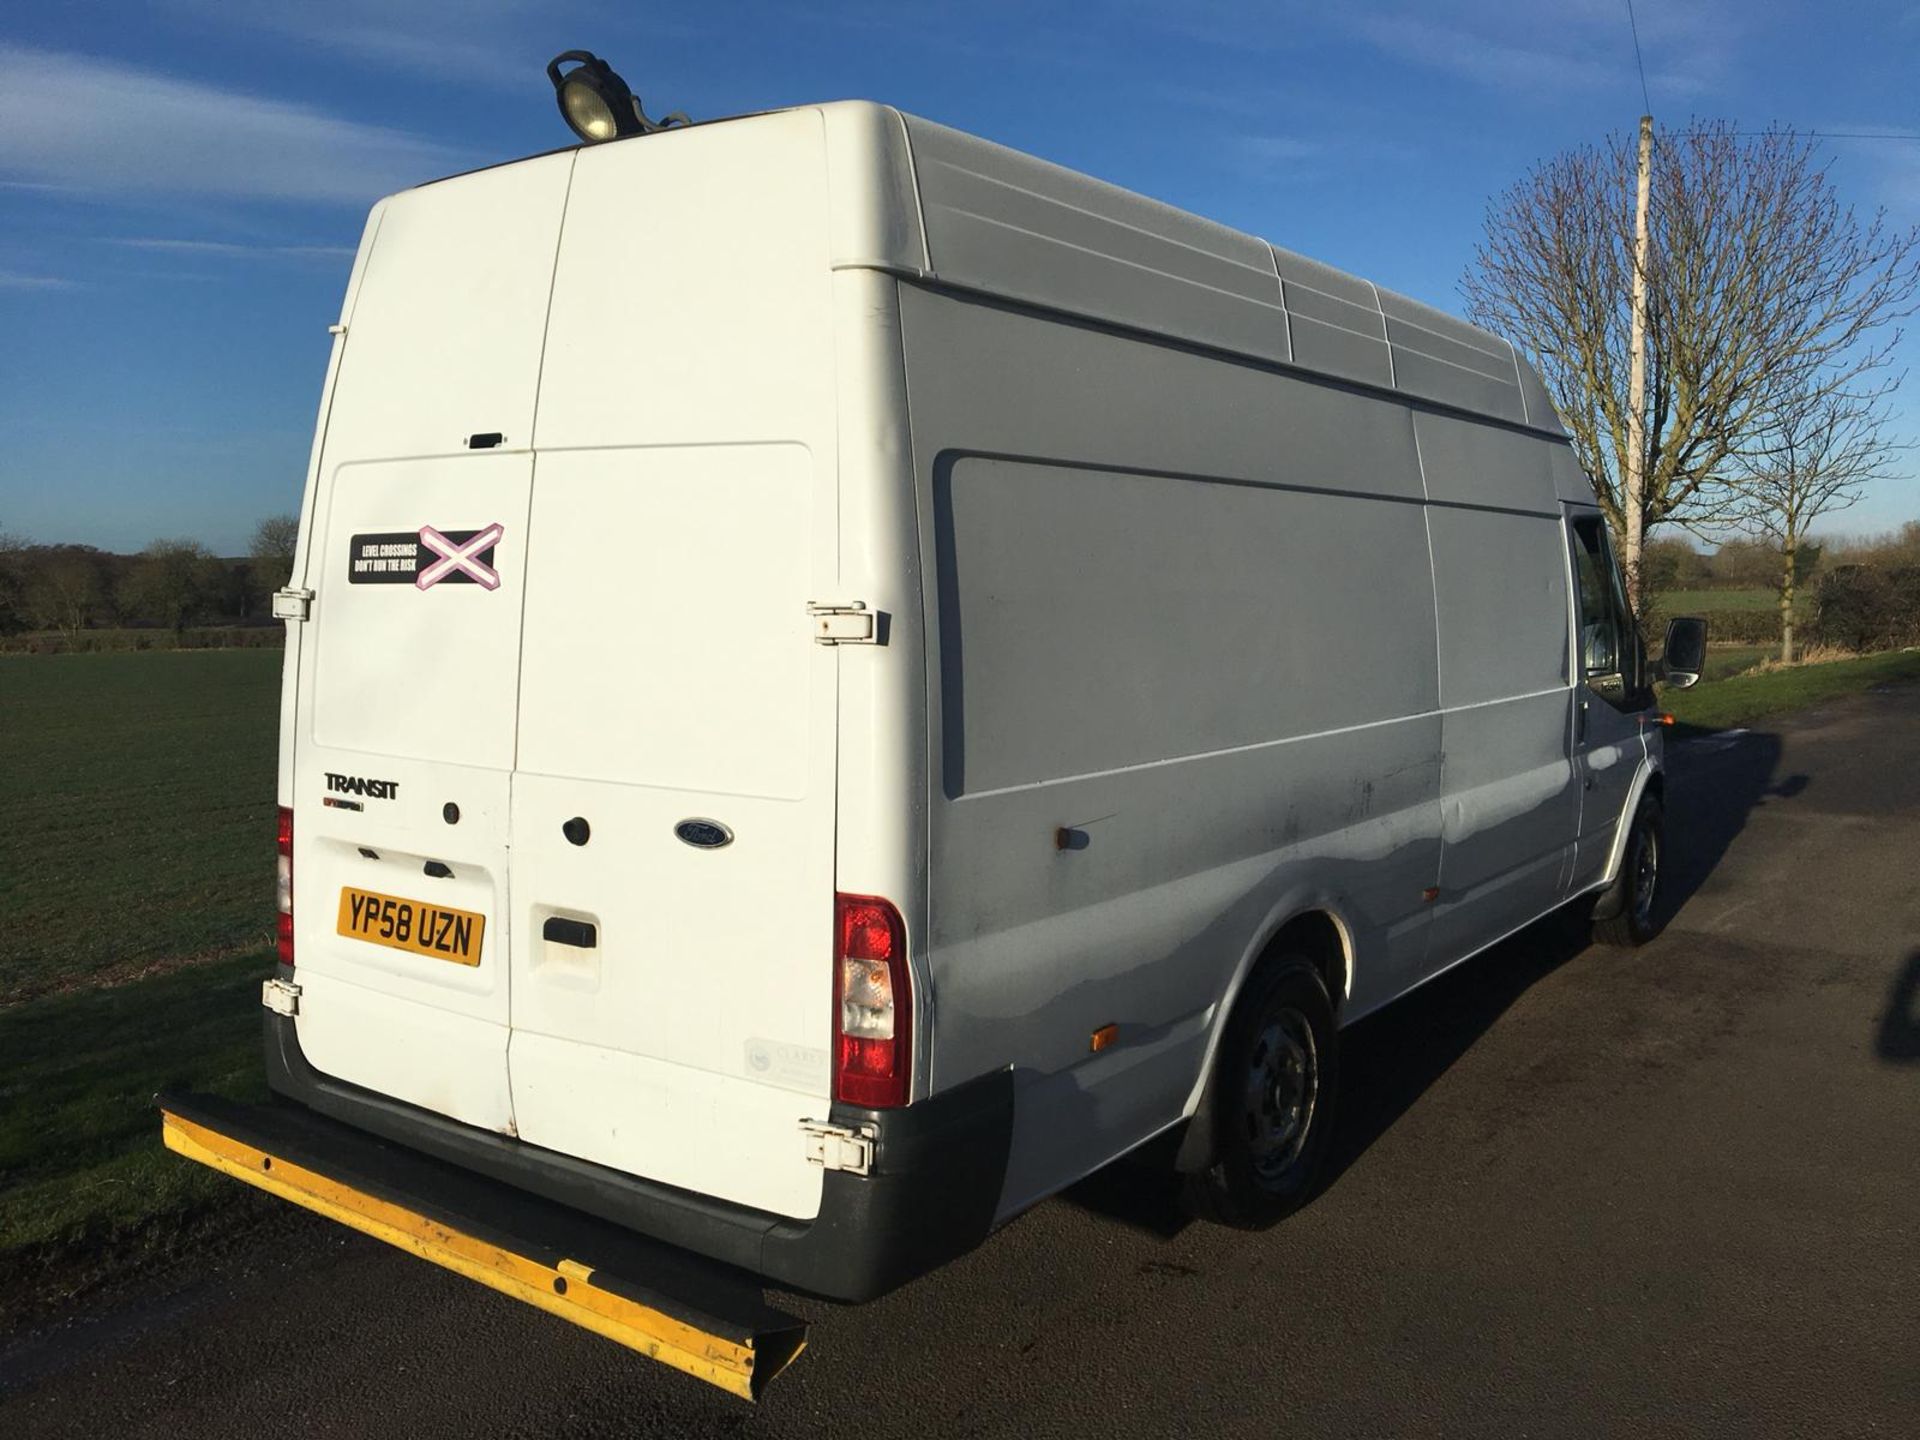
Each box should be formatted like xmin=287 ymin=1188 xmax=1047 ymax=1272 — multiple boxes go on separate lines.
xmin=1 ymin=651 xmax=282 ymax=1308
xmin=0 ymin=625 xmax=284 ymax=656
xmin=1654 ymin=588 xmax=1779 ymax=612
xmin=0 ymin=651 xmax=281 ymax=1004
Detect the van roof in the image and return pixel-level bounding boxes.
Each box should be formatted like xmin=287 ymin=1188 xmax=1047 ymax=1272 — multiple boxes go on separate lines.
xmin=403 ymin=101 xmax=1565 ymax=438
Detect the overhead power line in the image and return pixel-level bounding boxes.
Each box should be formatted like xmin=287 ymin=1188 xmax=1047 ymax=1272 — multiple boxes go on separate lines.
xmin=1731 ymin=130 xmax=1920 ymax=142
xmin=1623 ymin=0 xmax=1652 ymax=115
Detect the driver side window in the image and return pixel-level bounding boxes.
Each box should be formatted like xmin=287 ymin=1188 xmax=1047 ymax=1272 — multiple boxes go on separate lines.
xmin=1569 ymin=515 xmax=1634 ymax=695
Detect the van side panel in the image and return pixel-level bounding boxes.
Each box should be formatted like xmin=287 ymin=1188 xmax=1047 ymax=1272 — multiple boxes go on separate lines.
xmin=898 ymin=285 xmax=1444 ymax=1216
xmin=1423 ymin=509 xmax=1578 ymax=958
xmin=935 ymin=460 xmax=1436 ymax=796
xmin=1416 ymin=414 xmax=1580 ymax=964
xmin=904 ymin=118 xmax=1290 ymax=367
xmin=899 ymin=111 xmax=1553 ymax=431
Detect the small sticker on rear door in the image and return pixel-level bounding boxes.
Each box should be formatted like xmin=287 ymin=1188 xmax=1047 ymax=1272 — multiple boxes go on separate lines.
xmin=744 ymin=1039 xmax=829 ymax=1092
xmin=349 ymin=524 xmax=503 ymax=590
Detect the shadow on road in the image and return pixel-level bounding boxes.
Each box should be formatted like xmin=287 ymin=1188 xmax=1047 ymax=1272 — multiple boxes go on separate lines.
xmin=1662 ymin=727 xmax=1799 ymax=917
xmin=1877 ymin=951 xmax=1920 ymax=1064
xmin=1062 ymin=726 xmax=1792 ymax=1237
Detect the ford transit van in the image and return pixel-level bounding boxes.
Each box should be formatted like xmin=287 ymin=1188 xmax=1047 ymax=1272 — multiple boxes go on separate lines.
xmin=163 ymin=100 xmax=1706 ymax=1395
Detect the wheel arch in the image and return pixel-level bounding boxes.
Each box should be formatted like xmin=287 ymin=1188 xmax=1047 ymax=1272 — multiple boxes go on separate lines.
xmin=1171 ymin=898 xmax=1356 ymax=1173
xmin=1600 ymin=754 xmax=1664 ymax=888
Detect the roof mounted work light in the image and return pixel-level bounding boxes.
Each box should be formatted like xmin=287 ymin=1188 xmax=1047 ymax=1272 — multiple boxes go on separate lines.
xmin=546 ymin=50 xmax=688 ymax=143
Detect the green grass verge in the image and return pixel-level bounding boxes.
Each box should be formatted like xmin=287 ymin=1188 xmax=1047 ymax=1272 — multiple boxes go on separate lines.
xmin=1701 ymin=644 xmax=1770 ymax=681
xmin=1664 ymin=648 xmax=1920 ymax=731
xmin=0 ymin=948 xmax=276 ymax=1307
xmin=0 ymin=650 xmax=282 ymax=1005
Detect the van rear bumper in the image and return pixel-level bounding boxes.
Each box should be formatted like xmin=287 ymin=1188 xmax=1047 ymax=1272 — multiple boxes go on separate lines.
xmin=263 ymin=1008 xmax=1014 ymax=1303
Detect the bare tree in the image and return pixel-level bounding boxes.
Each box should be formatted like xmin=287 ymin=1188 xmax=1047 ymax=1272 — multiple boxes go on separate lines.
xmin=1463 ymin=121 xmax=1920 ymax=612
xmin=248 ymin=513 xmax=300 ymax=613
xmin=121 ymin=539 xmax=223 ymax=642
xmin=24 ymin=547 xmax=109 ymax=644
xmin=1729 ymin=387 xmax=1907 ymax=663
xmin=0 ymin=526 xmax=26 ymax=636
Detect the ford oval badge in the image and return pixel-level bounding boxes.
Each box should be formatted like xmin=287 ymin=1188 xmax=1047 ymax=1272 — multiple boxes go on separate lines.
xmin=674 ymin=818 xmax=733 ymax=850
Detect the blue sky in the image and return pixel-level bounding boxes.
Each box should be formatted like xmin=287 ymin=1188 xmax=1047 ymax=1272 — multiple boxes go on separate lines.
xmin=3 ymin=0 xmax=1918 ymax=554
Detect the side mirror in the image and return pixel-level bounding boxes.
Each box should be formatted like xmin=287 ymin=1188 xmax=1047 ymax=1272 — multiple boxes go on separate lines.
xmin=1658 ymin=615 xmax=1708 ymax=689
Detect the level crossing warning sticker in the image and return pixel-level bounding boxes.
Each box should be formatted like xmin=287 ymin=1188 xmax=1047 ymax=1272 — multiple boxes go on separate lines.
xmin=349 ymin=525 xmax=503 ymax=590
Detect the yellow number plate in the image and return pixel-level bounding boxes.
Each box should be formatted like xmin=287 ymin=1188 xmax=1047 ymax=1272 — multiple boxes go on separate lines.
xmin=336 ymin=887 xmax=485 ymax=967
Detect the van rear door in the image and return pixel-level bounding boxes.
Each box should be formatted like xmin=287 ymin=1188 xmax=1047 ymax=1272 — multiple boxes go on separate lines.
xmin=288 ymin=154 xmax=573 ymax=1134
xmin=503 ymin=116 xmax=842 ymax=1222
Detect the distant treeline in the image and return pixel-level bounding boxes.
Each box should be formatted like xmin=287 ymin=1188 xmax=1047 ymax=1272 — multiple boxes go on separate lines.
xmin=1643 ymin=522 xmax=1920 ymax=593
xmin=0 ymin=516 xmax=297 ymax=651
xmin=1645 ymin=522 xmax=1920 ymax=652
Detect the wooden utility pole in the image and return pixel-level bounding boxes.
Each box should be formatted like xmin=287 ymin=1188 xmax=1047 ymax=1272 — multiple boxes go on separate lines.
xmin=1623 ymin=113 xmax=1654 ymax=613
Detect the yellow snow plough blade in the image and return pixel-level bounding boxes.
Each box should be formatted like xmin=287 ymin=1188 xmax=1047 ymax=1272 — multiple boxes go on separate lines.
xmin=159 ymin=1099 xmax=806 ymax=1401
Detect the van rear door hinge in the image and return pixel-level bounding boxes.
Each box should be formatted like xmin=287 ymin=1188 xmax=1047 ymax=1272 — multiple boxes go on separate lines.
xmin=805 ymin=600 xmax=877 ymax=645
xmin=261 ymin=977 xmax=302 ymax=1017
xmin=271 ymin=587 xmax=314 ymax=622
xmin=800 ymin=1118 xmax=876 ymax=1175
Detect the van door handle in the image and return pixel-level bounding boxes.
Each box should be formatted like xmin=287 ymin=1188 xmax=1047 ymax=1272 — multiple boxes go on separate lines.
xmin=542 ymin=917 xmax=597 ymax=948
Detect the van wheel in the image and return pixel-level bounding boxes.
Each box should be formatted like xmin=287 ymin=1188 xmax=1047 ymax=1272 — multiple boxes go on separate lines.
xmin=1182 ymin=957 xmax=1338 ymax=1229
xmin=1592 ymin=796 xmax=1664 ymax=947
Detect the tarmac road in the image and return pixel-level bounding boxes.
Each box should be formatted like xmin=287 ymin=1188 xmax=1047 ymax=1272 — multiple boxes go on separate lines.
xmin=6 ymin=686 xmax=1918 ymax=1438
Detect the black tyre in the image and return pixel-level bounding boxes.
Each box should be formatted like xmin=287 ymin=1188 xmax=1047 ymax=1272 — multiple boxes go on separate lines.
xmin=1182 ymin=956 xmax=1339 ymax=1229
xmin=1592 ymin=795 xmax=1664 ymax=947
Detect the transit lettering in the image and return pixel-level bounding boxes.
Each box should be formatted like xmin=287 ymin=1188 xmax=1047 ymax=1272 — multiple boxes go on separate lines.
xmin=324 ymin=772 xmax=399 ymax=801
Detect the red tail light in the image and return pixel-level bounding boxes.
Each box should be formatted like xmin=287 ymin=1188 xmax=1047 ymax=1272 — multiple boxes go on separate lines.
xmin=276 ymin=806 xmax=295 ymax=967
xmin=833 ymin=893 xmax=910 ymax=1109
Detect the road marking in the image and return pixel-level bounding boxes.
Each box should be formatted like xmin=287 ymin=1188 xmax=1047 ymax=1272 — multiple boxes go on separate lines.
xmin=1674 ymin=727 xmax=1750 ymax=756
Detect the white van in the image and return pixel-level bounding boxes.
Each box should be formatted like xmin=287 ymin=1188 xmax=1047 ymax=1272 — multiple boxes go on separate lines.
xmin=167 ymin=100 xmax=1705 ymax=1386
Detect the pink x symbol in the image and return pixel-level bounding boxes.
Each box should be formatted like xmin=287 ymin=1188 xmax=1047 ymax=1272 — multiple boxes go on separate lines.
xmin=416 ymin=524 xmax=503 ymax=591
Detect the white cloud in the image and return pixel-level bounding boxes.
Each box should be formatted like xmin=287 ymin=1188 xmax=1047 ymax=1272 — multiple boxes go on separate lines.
xmin=176 ymin=1 xmax=685 ymax=90
xmin=0 ymin=45 xmax=472 ymax=205
xmin=1342 ymin=0 xmax=1742 ymax=103
xmin=0 ymin=269 xmax=77 ymax=289
xmin=110 ymin=237 xmax=357 ymax=260
xmin=1790 ymin=124 xmax=1920 ymax=220
xmin=188 ymin=1 xmax=536 ymax=88
xmin=1823 ymin=130 xmax=1920 ymax=219
xmin=1228 ymin=131 xmax=1419 ymax=182
xmin=1354 ymin=14 xmax=1618 ymax=94
xmin=269 ymin=25 xmax=528 ymax=88
xmin=1239 ymin=136 xmax=1325 ymax=164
